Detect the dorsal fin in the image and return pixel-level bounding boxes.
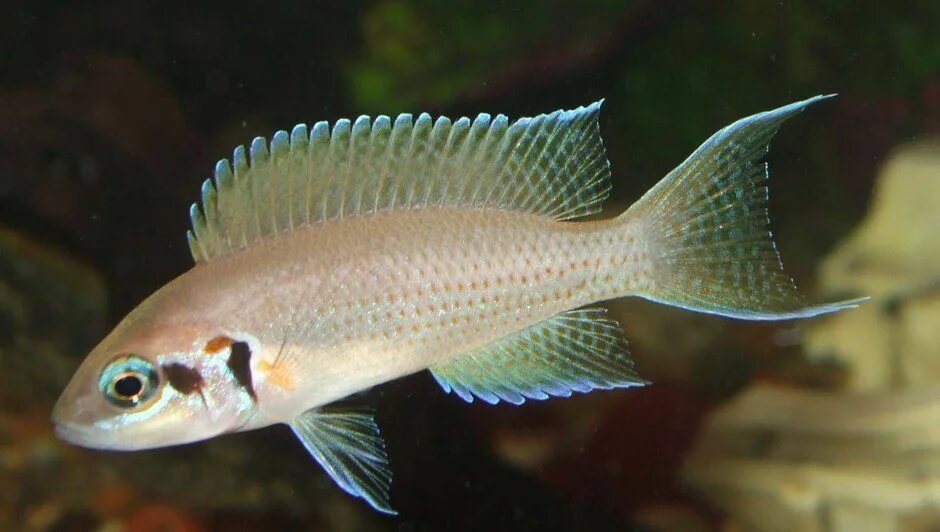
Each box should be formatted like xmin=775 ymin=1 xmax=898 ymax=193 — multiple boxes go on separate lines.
xmin=187 ymin=101 xmax=610 ymax=261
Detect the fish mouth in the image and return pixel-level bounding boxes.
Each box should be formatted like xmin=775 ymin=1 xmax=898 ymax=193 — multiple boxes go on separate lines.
xmin=52 ymin=419 xmax=110 ymax=449
xmin=51 ymin=402 xmax=120 ymax=450
xmin=53 ymin=419 xmax=143 ymax=451
xmin=53 ymin=420 xmax=93 ymax=447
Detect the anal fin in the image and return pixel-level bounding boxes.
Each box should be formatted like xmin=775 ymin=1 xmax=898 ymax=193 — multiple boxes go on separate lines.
xmin=289 ymin=406 xmax=396 ymax=514
xmin=430 ymin=308 xmax=647 ymax=405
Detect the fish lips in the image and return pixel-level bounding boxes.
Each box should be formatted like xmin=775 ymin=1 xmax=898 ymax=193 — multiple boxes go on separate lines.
xmin=50 ymin=396 xmax=122 ymax=450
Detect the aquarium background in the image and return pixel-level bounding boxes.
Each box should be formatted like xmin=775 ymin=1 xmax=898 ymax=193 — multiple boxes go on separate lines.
xmin=2 ymin=1 xmax=939 ymax=531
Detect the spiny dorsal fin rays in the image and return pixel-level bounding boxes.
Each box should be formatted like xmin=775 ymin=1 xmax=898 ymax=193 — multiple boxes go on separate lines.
xmin=187 ymin=101 xmax=610 ymax=262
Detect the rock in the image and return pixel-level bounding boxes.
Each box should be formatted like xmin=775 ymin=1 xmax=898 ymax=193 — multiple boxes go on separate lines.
xmin=684 ymin=141 xmax=940 ymax=531
xmin=684 ymin=384 xmax=940 ymax=532
xmin=806 ymin=141 xmax=940 ymax=391
xmin=0 ymin=225 xmax=107 ymax=407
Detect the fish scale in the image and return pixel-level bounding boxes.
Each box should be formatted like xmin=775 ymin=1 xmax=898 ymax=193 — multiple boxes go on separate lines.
xmin=230 ymin=209 xmax=624 ymax=393
xmin=53 ymin=96 xmax=865 ymax=515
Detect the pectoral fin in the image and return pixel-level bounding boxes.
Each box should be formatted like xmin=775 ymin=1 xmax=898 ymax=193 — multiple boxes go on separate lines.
xmin=289 ymin=406 xmax=395 ymax=514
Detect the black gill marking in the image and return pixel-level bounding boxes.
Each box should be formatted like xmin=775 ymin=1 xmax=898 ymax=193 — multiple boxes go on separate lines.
xmin=227 ymin=341 xmax=257 ymax=401
xmin=162 ymin=363 xmax=207 ymax=405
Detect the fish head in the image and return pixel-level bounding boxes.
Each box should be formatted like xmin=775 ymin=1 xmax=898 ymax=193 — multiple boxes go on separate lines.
xmin=52 ymin=288 xmax=258 ymax=451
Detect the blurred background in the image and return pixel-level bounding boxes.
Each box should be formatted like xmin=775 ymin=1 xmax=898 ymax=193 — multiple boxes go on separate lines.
xmin=1 ymin=1 xmax=939 ymax=530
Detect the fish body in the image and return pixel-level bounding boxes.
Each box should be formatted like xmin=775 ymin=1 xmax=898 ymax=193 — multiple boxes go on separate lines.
xmin=52 ymin=97 xmax=864 ymax=514
xmin=58 ymin=208 xmax=637 ymax=435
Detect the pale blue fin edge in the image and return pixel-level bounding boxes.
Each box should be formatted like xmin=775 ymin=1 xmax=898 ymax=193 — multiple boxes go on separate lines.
xmin=188 ymin=101 xmax=611 ymax=262
xmin=289 ymin=407 xmax=396 ymax=515
xmin=639 ymin=295 xmax=870 ymax=321
xmin=431 ymin=308 xmax=647 ymax=405
xmin=624 ymin=95 xmax=867 ymax=320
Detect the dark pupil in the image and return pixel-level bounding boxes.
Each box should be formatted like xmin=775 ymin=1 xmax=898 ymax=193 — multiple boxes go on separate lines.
xmin=114 ymin=375 xmax=143 ymax=398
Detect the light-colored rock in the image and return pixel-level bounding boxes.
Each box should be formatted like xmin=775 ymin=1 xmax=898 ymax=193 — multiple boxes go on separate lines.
xmin=806 ymin=141 xmax=940 ymax=391
xmin=684 ymin=385 xmax=940 ymax=532
xmin=685 ymin=141 xmax=940 ymax=531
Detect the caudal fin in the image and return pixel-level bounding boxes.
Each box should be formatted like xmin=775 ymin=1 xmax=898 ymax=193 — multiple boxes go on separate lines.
xmin=623 ymin=95 xmax=866 ymax=320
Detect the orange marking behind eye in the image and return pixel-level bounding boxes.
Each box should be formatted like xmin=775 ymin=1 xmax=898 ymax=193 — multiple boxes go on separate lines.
xmin=204 ymin=336 xmax=234 ymax=354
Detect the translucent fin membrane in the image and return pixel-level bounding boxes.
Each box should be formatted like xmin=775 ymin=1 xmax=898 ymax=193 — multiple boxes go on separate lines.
xmin=626 ymin=95 xmax=866 ymax=319
xmin=430 ymin=308 xmax=647 ymax=405
xmin=289 ymin=406 xmax=396 ymax=515
xmin=188 ymin=102 xmax=611 ymax=262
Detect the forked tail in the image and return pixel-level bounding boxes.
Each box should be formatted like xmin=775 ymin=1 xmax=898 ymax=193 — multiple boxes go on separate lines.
xmin=621 ymin=95 xmax=865 ymax=320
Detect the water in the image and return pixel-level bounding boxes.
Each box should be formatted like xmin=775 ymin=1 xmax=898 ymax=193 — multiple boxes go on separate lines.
xmin=1 ymin=1 xmax=937 ymax=530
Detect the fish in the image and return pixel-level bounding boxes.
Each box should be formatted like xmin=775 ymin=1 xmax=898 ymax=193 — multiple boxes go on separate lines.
xmin=52 ymin=95 xmax=865 ymax=514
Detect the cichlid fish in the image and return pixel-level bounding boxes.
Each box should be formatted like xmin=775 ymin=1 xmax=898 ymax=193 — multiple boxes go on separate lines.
xmin=52 ymin=95 xmax=863 ymax=514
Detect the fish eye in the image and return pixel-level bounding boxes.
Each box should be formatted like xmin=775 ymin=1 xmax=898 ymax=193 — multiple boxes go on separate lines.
xmin=114 ymin=374 xmax=143 ymax=397
xmin=98 ymin=355 xmax=160 ymax=408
